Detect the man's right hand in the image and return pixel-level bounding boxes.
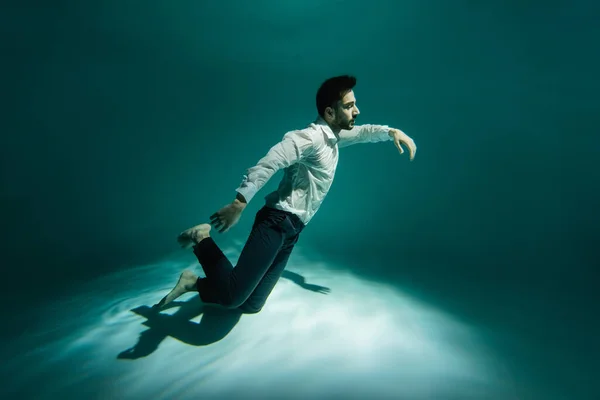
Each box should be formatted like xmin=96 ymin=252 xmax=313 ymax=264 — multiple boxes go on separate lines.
xmin=209 ymin=198 xmax=247 ymax=233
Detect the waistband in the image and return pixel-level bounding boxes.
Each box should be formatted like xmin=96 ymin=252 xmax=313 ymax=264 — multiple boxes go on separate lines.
xmin=264 ymin=205 xmax=305 ymax=229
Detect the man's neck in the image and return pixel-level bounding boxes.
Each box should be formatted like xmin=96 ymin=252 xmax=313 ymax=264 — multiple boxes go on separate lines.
xmin=316 ymin=115 xmax=341 ymax=138
xmin=320 ymin=118 xmax=340 ymax=135
xmin=328 ymin=123 xmax=341 ymax=135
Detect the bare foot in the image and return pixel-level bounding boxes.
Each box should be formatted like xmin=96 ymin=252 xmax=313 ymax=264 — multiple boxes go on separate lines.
xmin=177 ymin=223 xmax=211 ymax=249
xmin=155 ymin=270 xmax=198 ymax=308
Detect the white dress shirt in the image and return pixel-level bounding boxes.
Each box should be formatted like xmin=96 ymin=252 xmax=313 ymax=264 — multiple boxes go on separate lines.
xmin=235 ymin=116 xmax=392 ymax=226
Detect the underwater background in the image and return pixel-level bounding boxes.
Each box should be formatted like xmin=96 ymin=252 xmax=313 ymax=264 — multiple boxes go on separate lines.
xmin=1 ymin=1 xmax=598 ymax=399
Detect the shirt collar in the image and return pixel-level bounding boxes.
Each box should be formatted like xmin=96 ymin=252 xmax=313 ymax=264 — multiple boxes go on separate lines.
xmin=314 ymin=116 xmax=339 ymax=144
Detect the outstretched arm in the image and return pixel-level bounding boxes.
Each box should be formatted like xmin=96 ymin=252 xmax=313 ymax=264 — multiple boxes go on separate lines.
xmin=337 ymin=124 xmax=392 ymax=148
xmin=338 ymin=124 xmax=417 ymax=161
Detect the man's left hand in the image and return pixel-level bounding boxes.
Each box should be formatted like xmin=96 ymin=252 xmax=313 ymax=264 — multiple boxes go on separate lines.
xmin=389 ymin=128 xmax=417 ymax=161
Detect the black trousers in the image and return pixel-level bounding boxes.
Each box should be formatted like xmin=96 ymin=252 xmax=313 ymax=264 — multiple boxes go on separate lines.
xmin=193 ymin=205 xmax=306 ymax=313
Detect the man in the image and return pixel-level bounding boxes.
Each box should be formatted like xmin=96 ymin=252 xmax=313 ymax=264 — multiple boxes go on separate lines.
xmin=156 ymin=75 xmax=417 ymax=313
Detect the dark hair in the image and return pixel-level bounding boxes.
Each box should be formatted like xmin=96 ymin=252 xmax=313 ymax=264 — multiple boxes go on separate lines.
xmin=316 ymin=75 xmax=357 ymax=118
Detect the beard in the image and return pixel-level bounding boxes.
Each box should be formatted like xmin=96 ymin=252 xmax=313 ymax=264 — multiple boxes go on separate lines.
xmin=337 ymin=116 xmax=355 ymax=130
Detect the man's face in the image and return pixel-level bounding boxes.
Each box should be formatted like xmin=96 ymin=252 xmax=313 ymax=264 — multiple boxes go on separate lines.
xmin=333 ymin=90 xmax=360 ymax=130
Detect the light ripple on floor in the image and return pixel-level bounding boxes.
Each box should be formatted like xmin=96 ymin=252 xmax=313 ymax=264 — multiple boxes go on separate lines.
xmin=2 ymin=244 xmax=517 ymax=400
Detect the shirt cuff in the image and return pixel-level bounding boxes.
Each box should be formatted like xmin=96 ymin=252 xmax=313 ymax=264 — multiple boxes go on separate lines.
xmin=236 ymin=183 xmax=257 ymax=204
xmin=380 ymin=126 xmax=393 ymax=142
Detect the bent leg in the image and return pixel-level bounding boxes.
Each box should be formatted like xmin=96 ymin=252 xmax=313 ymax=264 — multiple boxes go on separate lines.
xmin=193 ymin=208 xmax=287 ymax=308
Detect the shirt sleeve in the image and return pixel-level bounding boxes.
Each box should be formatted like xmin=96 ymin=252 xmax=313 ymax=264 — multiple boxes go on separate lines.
xmin=235 ymin=129 xmax=316 ymax=204
xmin=337 ymin=124 xmax=392 ymax=148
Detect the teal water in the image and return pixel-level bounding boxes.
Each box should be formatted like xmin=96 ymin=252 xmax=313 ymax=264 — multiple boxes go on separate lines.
xmin=1 ymin=1 xmax=599 ymax=399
